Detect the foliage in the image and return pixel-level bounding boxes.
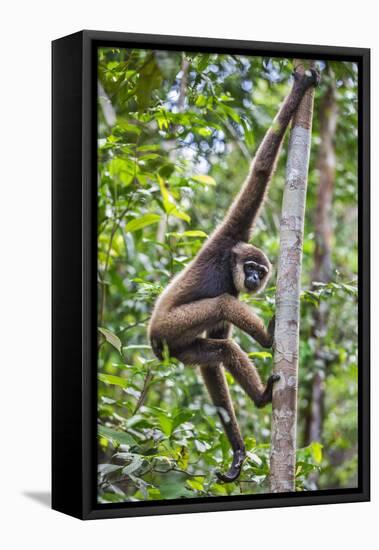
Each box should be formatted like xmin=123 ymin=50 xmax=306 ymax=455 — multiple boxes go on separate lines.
xmin=97 ymin=48 xmax=358 ymax=503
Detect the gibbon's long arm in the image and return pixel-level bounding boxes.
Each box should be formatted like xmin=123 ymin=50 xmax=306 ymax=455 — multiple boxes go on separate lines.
xmin=214 ymin=69 xmax=319 ymax=243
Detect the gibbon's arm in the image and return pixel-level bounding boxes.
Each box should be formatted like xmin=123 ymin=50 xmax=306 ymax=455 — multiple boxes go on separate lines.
xmin=215 ymin=69 xmax=319 ymax=243
xmin=221 ymin=294 xmax=275 ymax=347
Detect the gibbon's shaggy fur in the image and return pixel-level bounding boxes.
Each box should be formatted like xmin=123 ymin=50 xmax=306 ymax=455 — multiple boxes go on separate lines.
xmin=148 ymin=68 xmax=319 ymax=482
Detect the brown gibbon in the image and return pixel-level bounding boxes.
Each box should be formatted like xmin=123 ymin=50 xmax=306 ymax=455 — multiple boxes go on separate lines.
xmin=148 ymin=67 xmax=319 ymax=482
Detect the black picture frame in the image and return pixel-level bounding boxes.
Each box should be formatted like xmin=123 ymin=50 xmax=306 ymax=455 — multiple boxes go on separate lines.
xmin=52 ymin=30 xmax=370 ymax=520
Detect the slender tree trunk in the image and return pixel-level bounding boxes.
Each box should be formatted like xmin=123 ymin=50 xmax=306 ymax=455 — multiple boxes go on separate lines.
xmin=306 ymin=75 xmax=337 ymax=447
xmin=270 ymin=61 xmax=316 ymax=493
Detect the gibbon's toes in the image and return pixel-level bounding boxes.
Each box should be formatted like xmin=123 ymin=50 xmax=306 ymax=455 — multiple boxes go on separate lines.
xmin=256 ymin=374 xmax=281 ymax=408
xmin=216 ymin=449 xmax=246 ymax=483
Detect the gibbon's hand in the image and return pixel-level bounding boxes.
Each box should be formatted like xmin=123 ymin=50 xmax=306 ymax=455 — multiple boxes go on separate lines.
xmin=293 ymin=66 xmax=321 ymax=89
xmin=216 ymin=448 xmax=246 ymax=483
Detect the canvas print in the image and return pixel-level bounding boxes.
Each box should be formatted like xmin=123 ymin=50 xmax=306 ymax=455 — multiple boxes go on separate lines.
xmin=96 ymin=47 xmax=358 ymax=504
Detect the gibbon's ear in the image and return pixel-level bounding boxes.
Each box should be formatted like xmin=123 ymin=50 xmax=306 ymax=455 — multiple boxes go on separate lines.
xmin=231 ymin=247 xmax=246 ymax=293
xmin=231 ymin=248 xmax=238 ymax=267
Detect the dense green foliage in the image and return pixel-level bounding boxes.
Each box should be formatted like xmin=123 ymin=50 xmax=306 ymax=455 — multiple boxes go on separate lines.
xmin=96 ymin=48 xmax=358 ymax=503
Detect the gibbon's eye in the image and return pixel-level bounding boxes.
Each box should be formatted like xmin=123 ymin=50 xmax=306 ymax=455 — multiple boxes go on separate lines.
xmin=258 ymin=266 xmax=268 ymax=279
xmin=244 ymin=263 xmax=255 ymax=273
xmin=244 ymin=260 xmax=268 ymax=273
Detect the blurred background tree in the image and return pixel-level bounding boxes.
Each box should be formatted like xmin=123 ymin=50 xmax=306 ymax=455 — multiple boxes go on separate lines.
xmin=96 ymin=48 xmax=358 ymax=503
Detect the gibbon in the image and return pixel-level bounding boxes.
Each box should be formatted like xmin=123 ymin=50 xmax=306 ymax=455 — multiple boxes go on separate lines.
xmin=149 ymin=68 xmax=319 ymax=481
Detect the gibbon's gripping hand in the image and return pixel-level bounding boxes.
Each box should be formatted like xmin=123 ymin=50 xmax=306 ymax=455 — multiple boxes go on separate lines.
xmin=216 ymin=448 xmax=246 ymax=483
xmin=293 ymin=66 xmax=321 ymax=89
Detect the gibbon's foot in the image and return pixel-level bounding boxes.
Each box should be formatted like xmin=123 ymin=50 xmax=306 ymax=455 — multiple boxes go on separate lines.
xmin=293 ymin=66 xmax=320 ymax=88
xmin=270 ymin=373 xmax=281 ymax=383
xmin=266 ymin=373 xmax=281 ymax=393
xmin=216 ymin=448 xmax=246 ymax=483
xmin=256 ymin=374 xmax=281 ymax=408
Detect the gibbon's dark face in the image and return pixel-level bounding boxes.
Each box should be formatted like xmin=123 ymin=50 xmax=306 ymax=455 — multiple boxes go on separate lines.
xmin=243 ymin=260 xmax=269 ymax=292
xmin=231 ymin=242 xmax=272 ymax=294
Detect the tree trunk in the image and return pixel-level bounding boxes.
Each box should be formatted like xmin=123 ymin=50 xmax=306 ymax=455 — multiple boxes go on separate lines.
xmin=270 ymin=61 xmax=316 ymax=493
xmin=306 ymin=75 xmax=337 ymax=448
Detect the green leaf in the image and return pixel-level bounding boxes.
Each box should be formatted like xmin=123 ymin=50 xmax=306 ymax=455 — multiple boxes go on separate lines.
xmin=246 ymin=451 xmax=262 ymax=466
xmin=195 ymin=127 xmax=212 ymax=137
xmin=122 ymin=456 xmax=144 ymax=476
xmin=156 ymin=413 xmax=173 ymax=437
xmin=98 ymin=373 xmax=128 ymax=388
xmin=98 ymin=327 xmax=122 ymax=354
xmin=247 ymin=351 xmax=272 ymax=360
xmin=176 ymin=446 xmax=189 ymax=470
xmin=195 ymin=54 xmax=211 ymax=72
xmin=192 ymin=174 xmax=216 ymax=186
xmin=219 ymin=94 xmax=234 ymax=102
xmin=138 ymin=153 xmax=160 ymax=161
xmin=98 ymin=425 xmax=136 ymax=446
xmin=220 ymin=103 xmax=241 ymax=123
xmin=310 ymin=441 xmax=323 ymax=464
xmin=158 ymin=175 xmax=190 ymax=223
xmin=108 ymin=158 xmax=134 ymax=187
xmin=123 ymin=344 xmax=151 ymax=352
xmin=125 ymin=214 xmax=161 ymax=232
xmin=181 ymin=230 xmax=208 ymax=238
xmin=168 ymin=230 xmax=208 ymax=239
xmin=194 ymin=439 xmax=211 ymax=453
xmin=98 ymin=463 xmax=122 ymax=475
xmin=172 ymin=411 xmax=194 ymax=432
xmin=341 ymin=283 xmax=358 ymax=296
xmin=136 ymin=56 xmax=163 ymax=111
xmin=186 ymin=477 xmax=204 ymax=491
xmin=137 ymin=144 xmax=161 ymax=152
xmin=195 ymin=95 xmax=207 ymax=107
xmin=295 ymin=461 xmax=318 ymax=477
xmin=159 ymin=481 xmax=192 ymax=499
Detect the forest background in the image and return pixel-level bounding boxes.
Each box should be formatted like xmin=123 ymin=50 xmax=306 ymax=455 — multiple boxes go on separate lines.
xmin=96 ymin=48 xmax=358 ymax=503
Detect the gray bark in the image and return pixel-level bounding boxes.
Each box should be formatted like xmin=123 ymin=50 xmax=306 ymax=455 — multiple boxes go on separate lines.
xmin=270 ymin=62 xmax=316 ymax=493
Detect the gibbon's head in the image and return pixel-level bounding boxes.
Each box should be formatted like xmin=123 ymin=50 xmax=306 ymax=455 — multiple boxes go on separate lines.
xmin=231 ymin=242 xmax=272 ymax=294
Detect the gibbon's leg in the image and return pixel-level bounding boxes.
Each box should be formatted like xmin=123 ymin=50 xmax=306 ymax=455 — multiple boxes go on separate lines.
xmin=201 ymin=323 xmax=245 ymax=482
xmin=175 ymin=338 xmax=279 ymax=481
xmin=175 ymin=338 xmax=279 ymax=412
xmin=200 ymin=366 xmax=246 ymax=482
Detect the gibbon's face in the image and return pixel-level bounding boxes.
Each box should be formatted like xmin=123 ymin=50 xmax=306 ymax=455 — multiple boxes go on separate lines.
xmin=243 ymin=260 xmax=269 ymax=292
xmin=232 ymin=242 xmax=272 ymax=294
